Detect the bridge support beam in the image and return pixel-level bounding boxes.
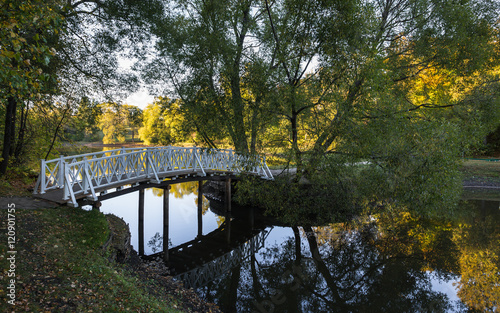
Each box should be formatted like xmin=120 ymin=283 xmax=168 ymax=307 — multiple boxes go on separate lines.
xmin=226 ymin=216 xmax=231 ymax=244
xmin=92 ymin=201 xmax=102 ymax=211
xmin=138 ymin=188 xmax=145 ymax=256
xmin=163 ymin=186 xmax=170 ymax=263
xmin=225 ymin=177 xmax=232 ymax=244
xmin=225 ymin=177 xmax=231 ymax=213
xmin=197 ymin=180 xmax=203 ymax=238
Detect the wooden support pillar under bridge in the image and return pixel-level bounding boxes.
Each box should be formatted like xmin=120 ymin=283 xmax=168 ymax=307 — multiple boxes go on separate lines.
xmin=138 ymin=188 xmax=145 ymax=256
xmin=225 ymin=176 xmax=232 ymax=244
xmin=163 ymin=185 xmax=170 ymax=263
xmin=197 ymin=180 xmax=203 ymax=238
xmin=134 ymin=178 xmax=234 ymax=259
xmin=225 ymin=176 xmax=232 ymax=212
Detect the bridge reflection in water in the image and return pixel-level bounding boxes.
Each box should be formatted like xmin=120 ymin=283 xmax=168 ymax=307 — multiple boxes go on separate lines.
xmin=99 ymin=184 xmax=500 ymax=312
xmin=98 ymin=181 xmax=273 ymax=289
xmin=146 ymin=219 xmax=271 ymax=289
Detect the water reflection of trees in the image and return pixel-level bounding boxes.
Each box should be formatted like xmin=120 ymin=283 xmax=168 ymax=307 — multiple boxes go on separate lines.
xmin=453 ymin=200 xmax=500 ymax=312
xmin=147 ymin=232 xmax=172 ymax=253
xmin=147 ymin=182 xmax=225 ymax=252
xmin=195 ymin=200 xmax=500 ymax=312
xmin=151 ymin=181 xmax=211 ymax=214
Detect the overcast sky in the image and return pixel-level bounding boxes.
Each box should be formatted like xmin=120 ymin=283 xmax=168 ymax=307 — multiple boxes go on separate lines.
xmin=125 ymin=88 xmax=155 ymax=110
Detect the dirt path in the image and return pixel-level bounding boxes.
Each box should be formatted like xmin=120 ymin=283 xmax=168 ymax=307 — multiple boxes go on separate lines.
xmin=0 ymin=196 xmax=58 ymax=210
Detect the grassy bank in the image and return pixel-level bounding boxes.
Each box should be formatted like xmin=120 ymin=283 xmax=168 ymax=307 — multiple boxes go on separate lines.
xmin=0 ymin=206 xmax=216 ymax=312
xmin=461 ymin=159 xmax=500 ymax=201
xmin=461 ymin=159 xmax=500 ymax=182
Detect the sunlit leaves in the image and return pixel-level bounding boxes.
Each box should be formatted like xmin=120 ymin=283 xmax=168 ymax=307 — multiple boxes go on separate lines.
xmin=98 ymin=103 xmax=130 ymax=144
xmin=457 ymin=251 xmax=500 ymax=312
xmin=138 ymin=97 xmax=192 ymax=145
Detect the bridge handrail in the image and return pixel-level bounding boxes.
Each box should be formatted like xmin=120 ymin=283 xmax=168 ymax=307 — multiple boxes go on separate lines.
xmin=34 ymin=146 xmax=273 ymax=206
xmin=33 ymin=147 xmax=147 ymax=194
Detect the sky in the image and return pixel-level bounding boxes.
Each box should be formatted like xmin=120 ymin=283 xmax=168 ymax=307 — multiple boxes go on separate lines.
xmin=119 ymin=56 xmax=156 ymax=110
xmin=125 ymin=88 xmax=155 ymax=110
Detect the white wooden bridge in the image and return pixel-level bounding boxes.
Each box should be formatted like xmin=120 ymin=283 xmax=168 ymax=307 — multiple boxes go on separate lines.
xmin=33 ymin=146 xmax=273 ymax=207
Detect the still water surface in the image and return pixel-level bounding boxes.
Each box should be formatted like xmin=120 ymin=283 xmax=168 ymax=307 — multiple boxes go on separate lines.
xmin=96 ymin=182 xmax=500 ymax=313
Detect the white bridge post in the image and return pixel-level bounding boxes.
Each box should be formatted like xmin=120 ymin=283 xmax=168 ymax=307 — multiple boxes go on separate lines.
xmin=58 ymin=155 xmax=64 ymax=189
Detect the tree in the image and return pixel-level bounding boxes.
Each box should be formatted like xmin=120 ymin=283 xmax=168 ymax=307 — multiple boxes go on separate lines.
xmin=0 ymin=0 xmax=63 ymax=174
xmin=135 ymin=0 xmax=500 ymax=217
xmin=138 ymin=97 xmax=192 ymax=145
xmin=122 ymin=104 xmax=142 ymax=142
xmin=0 ymin=0 xmax=148 ymax=174
xmin=139 ymin=0 xmax=276 ymax=152
xmin=98 ymin=103 xmax=129 ymax=144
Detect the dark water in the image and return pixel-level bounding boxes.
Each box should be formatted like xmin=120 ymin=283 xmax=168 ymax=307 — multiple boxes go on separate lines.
xmin=96 ymin=182 xmax=500 ymax=313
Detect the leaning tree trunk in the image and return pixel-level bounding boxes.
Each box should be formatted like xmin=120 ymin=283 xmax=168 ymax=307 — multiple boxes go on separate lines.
xmin=14 ymin=100 xmax=29 ymax=163
xmin=0 ymin=96 xmax=17 ymax=175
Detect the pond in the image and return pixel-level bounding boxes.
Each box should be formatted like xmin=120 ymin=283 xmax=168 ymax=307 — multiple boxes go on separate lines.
xmin=96 ymin=182 xmax=500 ymax=313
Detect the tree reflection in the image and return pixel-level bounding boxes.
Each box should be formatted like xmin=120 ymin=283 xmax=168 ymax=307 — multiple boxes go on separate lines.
xmin=151 ymin=181 xmax=211 ymax=214
xmin=453 ymin=200 xmax=500 ymax=311
xmin=147 ymin=232 xmax=172 ymax=253
xmin=194 ymin=200 xmax=500 ymax=312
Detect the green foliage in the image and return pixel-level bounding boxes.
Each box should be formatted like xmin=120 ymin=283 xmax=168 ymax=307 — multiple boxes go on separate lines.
xmin=0 ymin=0 xmax=63 ymax=98
xmin=64 ymin=97 xmax=103 ymax=141
xmin=97 ymin=102 xmax=141 ymax=144
xmin=134 ymin=0 xmax=500 ymax=218
xmin=236 ymin=175 xmax=357 ymax=225
xmin=343 ymin=118 xmax=464 ymax=217
xmin=138 ymin=97 xmax=192 ymax=145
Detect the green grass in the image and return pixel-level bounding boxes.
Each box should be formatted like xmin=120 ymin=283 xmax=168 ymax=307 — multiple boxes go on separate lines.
xmin=460 ymin=159 xmax=500 ymax=201
xmin=461 ymin=159 xmax=500 ymax=179
xmin=0 ymin=207 xmax=183 ymax=312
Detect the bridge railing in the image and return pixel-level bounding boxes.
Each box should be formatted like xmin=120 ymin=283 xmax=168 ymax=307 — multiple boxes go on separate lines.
xmin=33 ymin=147 xmax=147 ymax=195
xmin=34 ymin=146 xmax=273 ymax=206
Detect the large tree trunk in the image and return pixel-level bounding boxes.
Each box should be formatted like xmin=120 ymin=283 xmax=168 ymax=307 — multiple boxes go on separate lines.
xmin=228 ymin=4 xmax=251 ymax=154
xmin=305 ymin=78 xmax=364 ymax=178
xmin=0 ymin=96 xmax=17 ymax=175
xmin=14 ymin=100 xmax=28 ymax=163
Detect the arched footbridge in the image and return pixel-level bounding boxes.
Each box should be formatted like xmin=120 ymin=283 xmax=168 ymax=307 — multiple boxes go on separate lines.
xmin=33 ymin=146 xmax=273 ymax=207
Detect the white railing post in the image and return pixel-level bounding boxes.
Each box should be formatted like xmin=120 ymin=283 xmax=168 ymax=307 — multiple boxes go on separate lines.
xmin=41 ymin=159 xmax=46 ymax=194
xmin=146 ymin=151 xmax=160 ymax=183
xmin=167 ymin=146 xmax=171 ymax=170
xmin=35 ymin=159 xmax=46 ymax=194
xmin=116 ymin=147 xmax=126 ymax=180
xmin=62 ymin=163 xmax=70 ymax=200
xmin=146 ymin=148 xmax=150 ymax=178
xmin=57 ymin=155 xmax=64 ymax=188
xmin=192 ymin=147 xmax=197 ymax=170
xmin=263 ymin=155 xmax=273 ymax=179
xmin=82 ymin=161 xmax=89 ymax=194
